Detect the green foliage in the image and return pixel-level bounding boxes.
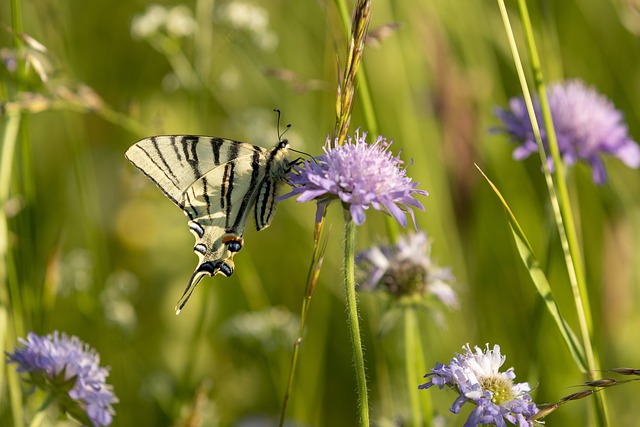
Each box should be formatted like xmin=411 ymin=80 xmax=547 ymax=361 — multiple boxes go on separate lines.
xmin=2 ymin=0 xmax=640 ymax=426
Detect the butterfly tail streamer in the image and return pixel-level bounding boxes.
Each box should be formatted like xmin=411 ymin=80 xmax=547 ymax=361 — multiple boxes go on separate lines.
xmin=175 ymin=256 xmax=235 ymax=314
xmin=175 ymin=271 xmax=208 ymax=315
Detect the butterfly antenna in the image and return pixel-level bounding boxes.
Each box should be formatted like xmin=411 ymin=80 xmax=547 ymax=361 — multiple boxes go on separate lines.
xmin=274 ymin=109 xmax=292 ymax=141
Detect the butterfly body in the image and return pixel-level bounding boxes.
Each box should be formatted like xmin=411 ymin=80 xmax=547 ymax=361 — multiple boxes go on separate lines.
xmin=125 ymin=135 xmax=291 ymax=313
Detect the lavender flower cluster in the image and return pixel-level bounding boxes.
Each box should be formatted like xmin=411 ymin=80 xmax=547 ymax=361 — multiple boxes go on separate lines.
xmin=494 ymin=79 xmax=640 ymax=184
xmin=7 ymin=331 xmax=118 ymax=427
xmin=284 ymin=130 xmax=428 ymax=226
xmin=420 ymin=344 xmax=539 ymax=426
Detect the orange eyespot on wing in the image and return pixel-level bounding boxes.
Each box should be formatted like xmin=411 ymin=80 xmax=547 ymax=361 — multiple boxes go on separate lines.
xmin=222 ymin=234 xmax=244 ymax=253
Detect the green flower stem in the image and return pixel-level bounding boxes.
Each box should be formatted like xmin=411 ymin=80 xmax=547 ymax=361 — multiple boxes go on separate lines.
xmin=148 ymin=34 xmax=202 ymax=92
xmin=28 ymin=407 xmax=47 ymax=427
xmin=497 ymin=0 xmax=608 ymax=425
xmin=28 ymin=392 xmax=55 ymax=427
xmin=404 ymin=309 xmax=429 ymax=427
xmin=194 ymin=0 xmax=215 ymax=78
xmin=344 ymin=215 xmax=370 ymax=426
xmin=414 ymin=324 xmax=431 ymax=426
xmin=365 ymin=301 xmax=394 ymax=416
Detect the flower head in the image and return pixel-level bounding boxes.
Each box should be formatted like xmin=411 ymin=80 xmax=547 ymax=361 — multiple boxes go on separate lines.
xmin=420 ymin=344 xmax=539 ymax=427
xmin=494 ymin=79 xmax=640 ymax=184
xmin=285 ymin=130 xmax=428 ymax=226
xmin=7 ymin=331 xmax=118 ymax=427
xmin=217 ymin=1 xmax=278 ymax=51
xmin=357 ymin=231 xmax=457 ymax=308
xmin=131 ymin=4 xmax=197 ymax=40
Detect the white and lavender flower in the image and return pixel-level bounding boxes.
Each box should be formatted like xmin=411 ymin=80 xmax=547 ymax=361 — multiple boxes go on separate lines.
xmin=494 ymin=79 xmax=640 ymax=184
xmin=285 ymin=130 xmax=428 ymax=226
xmin=420 ymin=344 xmax=539 ymax=427
xmin=357 ymin=231 xmax=457 ymax=308
xmin=6 ymin=331 xmax=118 ymax=427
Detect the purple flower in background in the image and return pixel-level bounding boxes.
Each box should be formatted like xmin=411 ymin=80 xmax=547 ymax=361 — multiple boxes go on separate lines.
xmin=420 ymin=344 xmax=539 ymax=427
xmin=7 ymin=331 xmax=117 ymax=427
xmin=284 ymin=130 xmax=428 ymax=226
xmin=357 ymin=231 xmax=457 ymax=308
xmin=494 ymin=79 xmax=640 ymax=184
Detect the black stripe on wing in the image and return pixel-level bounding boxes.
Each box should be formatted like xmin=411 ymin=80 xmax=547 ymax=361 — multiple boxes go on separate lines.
xmin=229 ymin=146 xmax=264 ymax=233
xmin=181 ymin=136 xmax=202 ymax=179
xmin=182 ymin=191 xmax=198 ymax=221
xmin=201 ymin=176 xmax=211 ymax=217
xmin=128 ymin=144 xmax=183 ymax=208
xmin=210 ymin=138 xmax=224 ymax=165
xmin=255 ymin=177 xmax=277 ymax=230
xmin=170 ymin=137 xmax=182 ymax=161
xmin=151 ymin=137 xmax=180 ymax=186
xmin=255 ymin=140 xmax=290 ymax=229
xmin=221 ymin=162 xmax=235 ymax=228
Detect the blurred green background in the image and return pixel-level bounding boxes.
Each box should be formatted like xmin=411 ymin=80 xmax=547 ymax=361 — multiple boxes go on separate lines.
xmin=1 ymin=0 xmax=640 ymax=426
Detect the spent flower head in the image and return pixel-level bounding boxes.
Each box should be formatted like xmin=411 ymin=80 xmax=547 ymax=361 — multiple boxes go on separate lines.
xmin=7 ymin=331 xmax=118 ymax=427
xmin=357 ymin=231 xmax=457 ymax=308
xmin=285 ymin=130 xmax=428 ymax=226
xmin=420 ymin=344 xmax=539 ymax=427
xmin=494 ymin=79 xmax=640 ymax=184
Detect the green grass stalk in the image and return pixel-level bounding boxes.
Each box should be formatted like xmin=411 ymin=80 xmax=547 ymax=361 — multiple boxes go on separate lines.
xmin=279 ymin=221 xmax=328 ymax=427
xmin=0 ymin=112 xmax=24 ymax=331
xmin=333 ymin=0 xmax=371 ymax=145
xmin=3 ymin=1 xmax=27 ymax=424
xmin=1 ymin=112 xmax=25 ymax=427
xmin=497 ymin=0 xmax=609 ymax=424
xmin=334 ymin=0 xmax=400 ymax=243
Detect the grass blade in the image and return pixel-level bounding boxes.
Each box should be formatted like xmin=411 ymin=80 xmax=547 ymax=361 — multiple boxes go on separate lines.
xmin=476 ymin=164 xmax=587 ymax=372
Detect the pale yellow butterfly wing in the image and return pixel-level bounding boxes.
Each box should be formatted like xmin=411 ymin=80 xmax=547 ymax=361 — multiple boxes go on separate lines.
xmin=125 ymin=135 xmax=291 ymax=313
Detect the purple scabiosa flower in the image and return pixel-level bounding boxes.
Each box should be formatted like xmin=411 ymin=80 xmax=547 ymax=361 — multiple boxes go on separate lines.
xmin=357 ymin=231 xmax=457 ymax=308
xmin=494 ymin=79 xmax=640 ymax=184
xmin=6 ymin=331 xmax=118 ymax=427
xmin=420 ymin=344 xmax=539 ymax=427
xmin=284 ymin=130 xmax=428 ymax=226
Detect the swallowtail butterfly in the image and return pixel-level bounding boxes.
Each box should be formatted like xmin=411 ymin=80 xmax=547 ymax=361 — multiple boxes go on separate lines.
xmin=125 ymin=134 xmax=292 ymax=314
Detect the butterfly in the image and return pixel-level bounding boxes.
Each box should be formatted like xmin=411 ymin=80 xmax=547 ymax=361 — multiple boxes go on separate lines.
xmin=125 ymin=134 xmax=293 ymax=314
